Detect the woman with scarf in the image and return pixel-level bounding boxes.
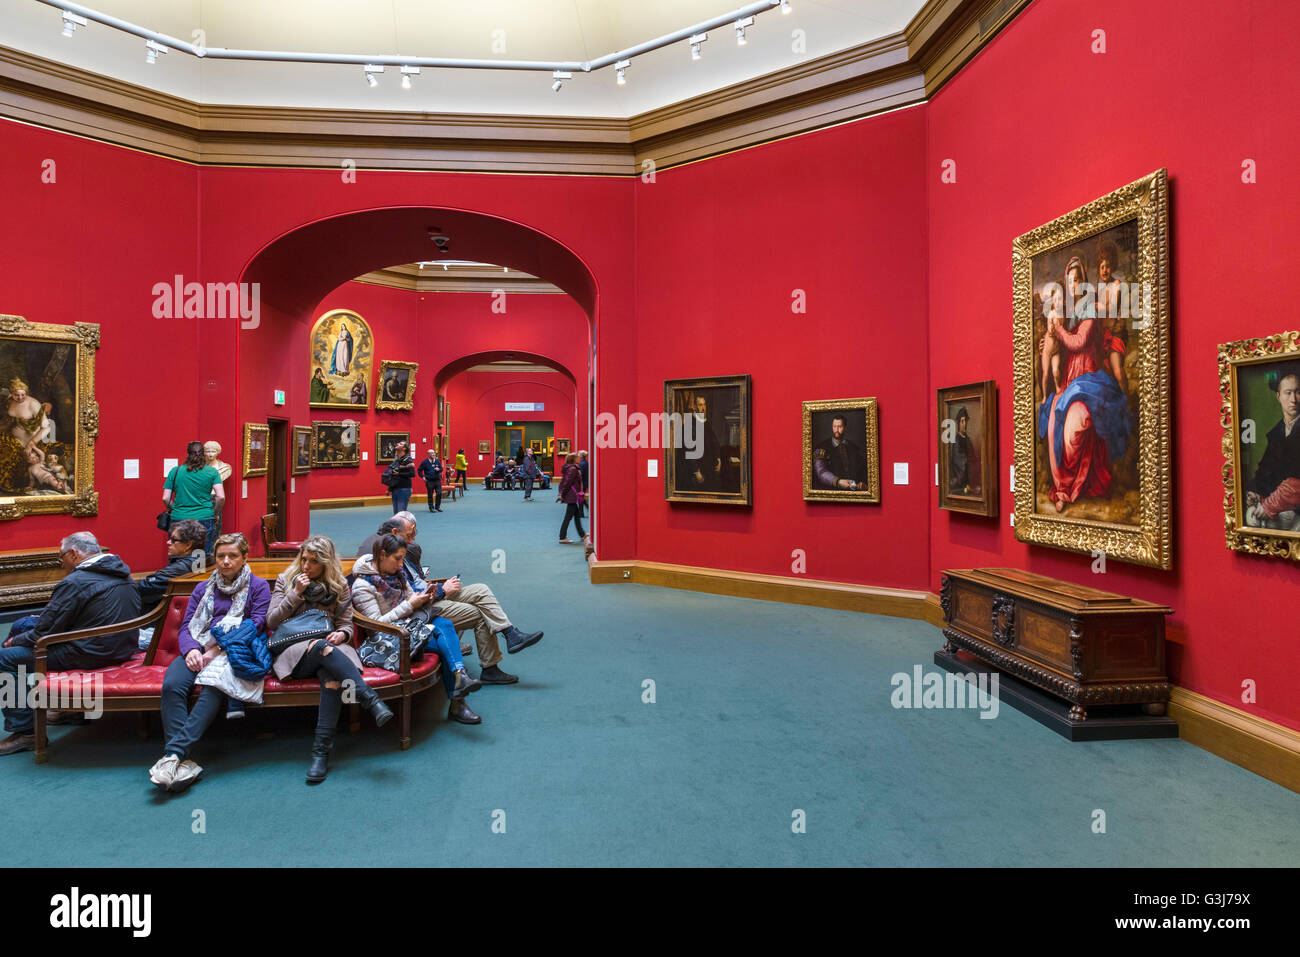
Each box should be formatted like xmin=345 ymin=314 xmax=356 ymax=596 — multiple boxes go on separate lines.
xmin=351 ymin=533 xmax=483 ymax=725
xmin=150 ymin=532 xmax=271 ymax=792
xmin=267 ymin=536 xmax=392 ymax=784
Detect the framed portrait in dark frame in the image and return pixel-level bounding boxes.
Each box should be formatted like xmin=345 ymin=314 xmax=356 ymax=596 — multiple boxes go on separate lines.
xmin=663 ymin=375 xmax=751 ymax=505
xmin=937 ymin=380 xmax=997 ymax=516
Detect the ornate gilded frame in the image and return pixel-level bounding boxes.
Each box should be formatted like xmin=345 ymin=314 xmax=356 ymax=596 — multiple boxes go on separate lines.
xmin=374 ymin=360 xmax=418 ymax=412
xmin=309 ymin=308 xmax=374 ymax=410
xmin=310 ymin=420 xmax=361 ymax=468
xmin=291 ymin=425 xmax=312 ymax=475
xmin=663 ymin=374 xmax=752 ymax=506
xmin=374 ymin=430 xmax=411 ymax=464
xmin=801 ymin=397 xmax=880 ymax=503
xmin=1218 ymin=331 xmax=1300 ymax=561
xmin=1011 ymin=169 xmax=1172 ymax=569
xmin=937 ymin=380 xmax=998 ymax=517
xmin=242 ymin=423 xmax=269 ymax=477
xmin=0 ymin=315 xmax=99 ymax=520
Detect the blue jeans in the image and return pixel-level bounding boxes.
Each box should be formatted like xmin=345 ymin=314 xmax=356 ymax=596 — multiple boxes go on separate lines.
xmin=0 ymin=645 xmax=37 ymax=734
xmin=428 ymin=617 xmax=466 ymax=694
xmin=160 ymin=656 xmax=225 ymax=760
xmin=198 ymin=518 xmax=217 ymax=555
xmin=392 ymin=487 xmax=412 ymax=514
xmin=522 ymin=476 xmax=534 ymax=498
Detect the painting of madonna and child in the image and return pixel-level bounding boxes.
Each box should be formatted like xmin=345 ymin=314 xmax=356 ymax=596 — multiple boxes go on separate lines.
xmin=1031 ymin=220 xmax=1142 ymax=524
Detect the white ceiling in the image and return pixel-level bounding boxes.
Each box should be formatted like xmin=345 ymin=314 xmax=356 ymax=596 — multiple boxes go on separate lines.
xmin=1 ymin=0 xmax=924 ymax=117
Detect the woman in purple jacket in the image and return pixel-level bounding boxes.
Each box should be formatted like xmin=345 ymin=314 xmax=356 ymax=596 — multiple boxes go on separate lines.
xmin=148 ymin=533 xmax=271 ymax=792
xmin=557 ymin=453 xmax=586 ymax=544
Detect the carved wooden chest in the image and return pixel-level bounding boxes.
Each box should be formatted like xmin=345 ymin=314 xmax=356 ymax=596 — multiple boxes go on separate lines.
xmin=939 ymin=568 xmax=1172 ymax=721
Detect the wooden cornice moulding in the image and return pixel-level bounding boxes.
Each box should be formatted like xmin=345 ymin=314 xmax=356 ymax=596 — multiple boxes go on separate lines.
xmin=0 ymin=0 xmax=1028 ymax=174
xmin=1168 ymin=688 xmax=1300 ymax=794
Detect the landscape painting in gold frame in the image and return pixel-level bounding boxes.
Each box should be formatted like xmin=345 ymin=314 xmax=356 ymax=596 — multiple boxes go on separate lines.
xmin=1011 ymin=169 xmax=1171 ymax=569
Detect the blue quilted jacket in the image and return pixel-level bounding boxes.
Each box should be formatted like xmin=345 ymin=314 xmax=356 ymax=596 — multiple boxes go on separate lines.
xmin=211 ymin=618 xmax=272 ymax=680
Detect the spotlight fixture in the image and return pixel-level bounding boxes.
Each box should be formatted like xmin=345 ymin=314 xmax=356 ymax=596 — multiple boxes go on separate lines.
xmin=780 ymin=0 xmax=791 ymax=13
xmin=734 ymin=16 xmax=754 ymax=45
xmin=145 ymin=39 xmax=167 ymax=64
xmin=552 ymin=70 xmax=572 ymax=92
xmin=689 ymin=32 xmax=707 ymax=60
xmin=400 ymin=65 xmax=420 ymax=89
xmin=60 ymin=11 xmax=87 ymax=37
xmin=615 ymin=59 xmax=630 ymax=85
xmin=363 ymin=64 xmax=383 ymax=87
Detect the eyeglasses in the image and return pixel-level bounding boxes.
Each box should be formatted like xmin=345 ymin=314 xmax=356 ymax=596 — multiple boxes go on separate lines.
xmin=59 ymin=549 xmax=76 ymax=561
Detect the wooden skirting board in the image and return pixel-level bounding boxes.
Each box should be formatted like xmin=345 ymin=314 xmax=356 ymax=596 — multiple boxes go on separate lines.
xmin=589 ymin=559 xmax=1300 ymax=794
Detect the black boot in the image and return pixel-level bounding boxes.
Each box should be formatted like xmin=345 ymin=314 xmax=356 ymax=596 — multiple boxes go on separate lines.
xmin=503 ymin=625 xmax=544 ymax=655
xmin=355 ymin=682 xmax=394 ymax=727
xmin=448 ymin=699 xmax=481 ymax=724
xmin=451 ymin=668 xmax=482 ymax=699
xmin=306 ymin=729 xmax=333 ymax=784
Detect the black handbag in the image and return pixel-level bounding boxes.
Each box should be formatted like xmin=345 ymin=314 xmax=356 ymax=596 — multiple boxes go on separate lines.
xmin=156 ymin=469 xmax=176 ymax=531
xmin=267 ymin=608 xmax=332 ymax=655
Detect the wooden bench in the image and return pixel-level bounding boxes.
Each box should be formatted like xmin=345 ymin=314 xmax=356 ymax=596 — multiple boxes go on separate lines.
xmin=27 ymin=558 xmax=440 ymax=764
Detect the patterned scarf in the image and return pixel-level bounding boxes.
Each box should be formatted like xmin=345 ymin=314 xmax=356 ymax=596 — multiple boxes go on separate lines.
xmin=187 ymin=564 xmax=251 ymax=645
xmin=364 ymin=571 xmax=408 ymax=611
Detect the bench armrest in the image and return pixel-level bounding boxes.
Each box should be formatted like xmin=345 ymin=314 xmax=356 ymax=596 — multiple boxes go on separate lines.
xmin=30 ymin=599 xmax=169 ymax=674
xmin=353 ymin=610 xmax=413 ymax=678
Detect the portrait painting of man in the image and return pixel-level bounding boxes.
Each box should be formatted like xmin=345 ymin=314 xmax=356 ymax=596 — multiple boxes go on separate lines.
xmin=664 ymin=376 xmax=750 ymax=505
xmin=802 ymin=398 xmax=878 ymax=503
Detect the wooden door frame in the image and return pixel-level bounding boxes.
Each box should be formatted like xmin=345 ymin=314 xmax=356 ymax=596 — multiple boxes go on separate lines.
xmin=266 ymin=418 xmax=289 ymax=540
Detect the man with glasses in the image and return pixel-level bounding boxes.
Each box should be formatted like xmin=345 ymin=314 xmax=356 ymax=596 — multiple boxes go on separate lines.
xmin=0 ymin=532 xmax=140 ymax=755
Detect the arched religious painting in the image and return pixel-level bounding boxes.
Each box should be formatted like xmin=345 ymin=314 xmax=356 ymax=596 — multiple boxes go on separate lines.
xmin=309 ymin=309 xmax=374 ymax=409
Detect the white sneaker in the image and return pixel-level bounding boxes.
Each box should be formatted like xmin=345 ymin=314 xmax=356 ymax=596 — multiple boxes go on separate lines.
xmin=149 ymin=754 xmax=179 ymax=789
xmin=170 ymin=759 xmax=204 ymax=791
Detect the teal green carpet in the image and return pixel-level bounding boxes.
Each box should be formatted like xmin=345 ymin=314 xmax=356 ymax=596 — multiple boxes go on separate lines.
xmin=0 ymin=487 xmax=1296 ymax=866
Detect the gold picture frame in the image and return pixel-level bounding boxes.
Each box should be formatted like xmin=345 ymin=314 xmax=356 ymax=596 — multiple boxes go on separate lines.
xmin=243 ymin=423 xmax=269 ymax=477
xmin=1012 ymin=169 xmax=1172 ymax=569
xmin=375 ymin=431 xmax=411 ymax=464
xmin=0 ymin=315 xmax=99 ymax=520
xmin=801 ymin=398 xmax=880 ymax=503
xmin=291 ymin=425 xmax=312 ymax=475
xmin=309 ymin=308 xmax=374 ymax=409
xmin=375 ymin=360 xmax=418 ymax=412
xmin=310 ymin=420 xmax=361 ymax=468
xmin=1219 ymin=331 xmax=1300 ymax=561
xmin=937 ymin=380 xmax=998 ymax=517
xmin=664 ymin=374 xmax=752 ymax=505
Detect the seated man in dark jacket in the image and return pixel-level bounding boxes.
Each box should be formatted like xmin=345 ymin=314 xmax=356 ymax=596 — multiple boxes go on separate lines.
xmin=0 ymin=532 xmax=141 ymax=755
xmin=136 ymin=519 xmax=208 ymax=609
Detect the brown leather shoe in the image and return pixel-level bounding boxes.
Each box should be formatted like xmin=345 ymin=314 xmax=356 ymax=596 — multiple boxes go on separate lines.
xmin=0 ymin=733 xmax=36 ymax=756
xmin=47 ymin=710 xmax=89 ymax=726
xmin=448 ymin=699 xmax=481 ymax=724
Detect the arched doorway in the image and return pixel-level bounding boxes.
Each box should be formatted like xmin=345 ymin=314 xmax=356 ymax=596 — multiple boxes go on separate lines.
xmin=232 ymin=206 xmax=598 ymax=550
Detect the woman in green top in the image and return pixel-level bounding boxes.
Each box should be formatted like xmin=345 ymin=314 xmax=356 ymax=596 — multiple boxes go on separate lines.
xmin=163 ymin=441 xmax=225 ymax=556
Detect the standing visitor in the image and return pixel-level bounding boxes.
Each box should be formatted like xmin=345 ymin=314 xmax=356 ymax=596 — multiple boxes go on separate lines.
xmin=557 ymin=453 xmax=586 ymax=544
xmin=417 ymin=447 xmax=444 ymax=512
xmin=386 ymin=441 xmax=416 ymax=514
xmin=454 ymin=448 xmax=469 ymax=491
xmin=163 ymin=441 xmax=225 ymax=555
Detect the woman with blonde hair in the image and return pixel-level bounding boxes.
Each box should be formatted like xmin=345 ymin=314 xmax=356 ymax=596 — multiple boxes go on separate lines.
xmin=267 ymin=535 xmax=392 ymax=784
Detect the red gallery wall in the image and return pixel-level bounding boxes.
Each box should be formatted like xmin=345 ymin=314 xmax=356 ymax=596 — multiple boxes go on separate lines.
xmin=445 ymin=368 xmax=577 ymax=476
xmin=926 ymin=0 xmax=1300 ymax=731
xmin=0 ymin=122 xmax=200 ymax=566
xmin=632 ymin=105 xmax=932 ymax=591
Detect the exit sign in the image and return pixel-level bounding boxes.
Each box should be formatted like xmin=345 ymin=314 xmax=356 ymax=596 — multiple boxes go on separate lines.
xmin=273 ymin=389 xmax=286 ymax=405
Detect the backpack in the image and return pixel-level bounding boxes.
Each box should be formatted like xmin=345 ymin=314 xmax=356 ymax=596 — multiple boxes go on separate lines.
xmin=381 ymin=463 xmax=398 ymax=488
